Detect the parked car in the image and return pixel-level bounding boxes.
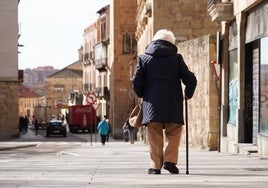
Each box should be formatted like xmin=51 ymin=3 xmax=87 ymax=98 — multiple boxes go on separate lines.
xmin=46 ymin=119 xmax=67 ymax=137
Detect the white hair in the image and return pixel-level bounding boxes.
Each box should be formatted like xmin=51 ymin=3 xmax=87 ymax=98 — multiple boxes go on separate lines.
xmin=152 ymin=29 xmax=176 ymax=44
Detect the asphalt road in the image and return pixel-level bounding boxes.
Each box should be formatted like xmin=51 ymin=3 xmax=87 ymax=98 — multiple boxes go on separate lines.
xmin=21 ymin=125 xmax=109 ymax=143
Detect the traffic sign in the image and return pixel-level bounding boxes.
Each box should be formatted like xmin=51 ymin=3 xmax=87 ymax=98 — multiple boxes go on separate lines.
xmin=86 ymin=93 xmax=97 ymax=105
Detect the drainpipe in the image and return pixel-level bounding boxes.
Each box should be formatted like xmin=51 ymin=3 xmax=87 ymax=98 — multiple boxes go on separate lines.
xmin=217 ymin=31 xmax=223 ymax=152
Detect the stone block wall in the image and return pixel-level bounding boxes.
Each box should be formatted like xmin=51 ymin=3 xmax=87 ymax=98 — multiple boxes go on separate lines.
xmin=177 ymin=35 xmax=219 ymax=150
xmin=136 ymin=0 xmax=220 ymax=55
xmin=154 ymin=0 xmax=219 ymax=42
xmin=0 ymin=0 xmax=19 ymax=140
xmin=0 ymin=81 xmax=19 ymax=140
xmin=135 ymin=0 xmax=219 ymax=145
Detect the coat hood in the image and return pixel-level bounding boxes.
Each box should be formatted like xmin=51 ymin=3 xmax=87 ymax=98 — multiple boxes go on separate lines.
xmin=145 ymin=39 xmax=178 ymax=57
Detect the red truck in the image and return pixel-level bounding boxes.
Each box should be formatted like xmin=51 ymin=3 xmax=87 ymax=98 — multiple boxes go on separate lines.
xmin=68 ymin=105 xmax=97 ymax=133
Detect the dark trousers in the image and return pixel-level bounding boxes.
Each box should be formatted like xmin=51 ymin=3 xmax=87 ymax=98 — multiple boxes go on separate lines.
xmin=35 ymin=125 xmax=39 ymax=135
xmin=100 ymin=134 xmax=107 ymax=145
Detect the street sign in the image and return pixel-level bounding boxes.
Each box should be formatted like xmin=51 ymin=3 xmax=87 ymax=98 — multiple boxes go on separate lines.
xmin=86 ymin=93 xmax=97 ymax=105
xmin=92 ymin=103 xmax=100 ymax=110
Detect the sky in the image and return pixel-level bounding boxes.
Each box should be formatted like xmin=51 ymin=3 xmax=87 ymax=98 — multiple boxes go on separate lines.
xmin=18 ymin=0 xmax=110 ymax=70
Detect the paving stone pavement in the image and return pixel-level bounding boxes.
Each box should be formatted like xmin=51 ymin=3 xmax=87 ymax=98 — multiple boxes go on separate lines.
xmin=0 ymin=129 xmax=268 ymax=188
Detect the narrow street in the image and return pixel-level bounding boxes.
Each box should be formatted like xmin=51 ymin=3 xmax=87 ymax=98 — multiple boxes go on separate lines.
xmin=18 ymin=125 xmax=109 ymax=143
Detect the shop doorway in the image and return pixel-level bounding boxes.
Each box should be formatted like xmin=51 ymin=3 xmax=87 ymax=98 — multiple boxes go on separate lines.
xmin=244 ymin=41 xmax=259 ymax=144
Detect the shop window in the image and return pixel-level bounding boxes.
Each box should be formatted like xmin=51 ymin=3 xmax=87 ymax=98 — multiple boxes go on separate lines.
xmin=260 ymin=36 xmax=268 ymax=134
xmin=228 ymin=49 xmax=238 ymax=125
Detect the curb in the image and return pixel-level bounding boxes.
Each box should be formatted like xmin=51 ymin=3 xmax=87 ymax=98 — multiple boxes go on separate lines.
xmin=0 ymin=143 xmax=38 ymax=151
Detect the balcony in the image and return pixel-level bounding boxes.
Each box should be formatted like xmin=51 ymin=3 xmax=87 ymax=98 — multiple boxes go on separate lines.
xmin=95 ymin=58 xmax=107 ymax=72
xmin=83 ymin=83 xmax=96 ymax=93
xmin=83 ymin=53 xmax=90 ymax=62
xmin=94 ymin=42 xmax=107 ymax=72
xmin=89 ymin=51 xmax=94 ymax=59
xmin=83 ymin=83 xmax=89 ymax=92
xmin=83 ymin=51 xmax=94 ymax=64
xmin=95 ymin=86 xmax=110 ymax=100
xmin=207 ymin=0 xmax=233 ymax=22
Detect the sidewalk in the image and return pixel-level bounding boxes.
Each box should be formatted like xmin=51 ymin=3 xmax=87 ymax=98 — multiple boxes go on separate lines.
xmin=0 ymin=129 xmax=268 ymax=187
xmin=0 ymin=127 xmax=43 ymax=150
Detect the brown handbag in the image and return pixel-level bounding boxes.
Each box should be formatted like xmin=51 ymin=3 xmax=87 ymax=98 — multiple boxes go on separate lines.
xmin=129 ymin=102 xmax=143 ymax=127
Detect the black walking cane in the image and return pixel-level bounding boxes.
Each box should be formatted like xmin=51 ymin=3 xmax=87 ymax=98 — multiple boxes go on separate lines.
xmin=185 ymin=97 xmax=189 ymax=174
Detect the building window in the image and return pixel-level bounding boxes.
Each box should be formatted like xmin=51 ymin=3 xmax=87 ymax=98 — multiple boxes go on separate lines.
xmin=260 ymin=36 xmax=268 ymax=134
xmin=123 ymin=33 xmax=137 ymax=54
xmin=101 ymin=18 xmax=106 ymax=41
xmin=53 ymin=85 xmax=65 ymax=92
xmin=228 ymin=49 xmax=238 ymax=125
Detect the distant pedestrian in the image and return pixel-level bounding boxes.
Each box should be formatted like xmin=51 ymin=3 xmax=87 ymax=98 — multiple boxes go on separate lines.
xmin=33 ymin=115 xmax=39 ymax=135
xmin=19 ymin=116 xmax=25 ymax=134
xmin=97 ymin=116 xmax=110 ymax=145
xmin=122 ymin=119 xmax=135 ymax=143
xmin=105 ymin=117 xmax=111 ymax=142
xmin=24 ymin=115 xmax=29 ymax=133
xmin=122 ymin=121 xmax=130 ymax=142
xmin=128 ymin=122 xmax=135 ymax=144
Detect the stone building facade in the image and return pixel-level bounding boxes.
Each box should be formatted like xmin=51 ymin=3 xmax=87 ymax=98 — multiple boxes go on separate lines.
xmin=19 ymin=84 xmax=42 ymax=118
xmin=45 ymin=61 xmax=83 ymax=117
xmin=134 ymin=0 xmax=220 ymax=149
xmin=81 ymin=21 xmax=99 ymax=106
xmin=81 ymin=5 xmax=111 ymax=125
xmin=208 ymin=0 xmax=268 ymax=156
xmin=0 ymin=0 xmax=20 ymax=139
xmin=136 ymin=0 xmax=220 ymax=52
xmin=109 ymin=0 xmax=137 ymax=138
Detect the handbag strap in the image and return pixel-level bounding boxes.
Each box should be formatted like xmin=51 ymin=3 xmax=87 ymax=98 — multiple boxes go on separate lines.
xmin=137 ymin=98 xmax=143 ymax=107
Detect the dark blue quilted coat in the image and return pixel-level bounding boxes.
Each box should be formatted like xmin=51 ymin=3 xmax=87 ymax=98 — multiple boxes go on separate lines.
xmin=131 ymin=39 xmax=197 ymax=125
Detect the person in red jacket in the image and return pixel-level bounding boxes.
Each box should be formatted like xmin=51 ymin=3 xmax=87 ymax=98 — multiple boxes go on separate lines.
xmin=132 ymin=29 xmax=197 ymax=174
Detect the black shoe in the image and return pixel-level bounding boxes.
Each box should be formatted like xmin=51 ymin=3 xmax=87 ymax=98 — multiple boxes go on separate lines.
xmin=163 ymin=162 xmax=179 ymax=174
xmin=148 ymin=168 xmax=161 ymax=174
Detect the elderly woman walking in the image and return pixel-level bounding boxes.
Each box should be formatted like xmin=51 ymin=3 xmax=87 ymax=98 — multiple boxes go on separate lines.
xmin=132 ymin=29 xmax=197 ymax=174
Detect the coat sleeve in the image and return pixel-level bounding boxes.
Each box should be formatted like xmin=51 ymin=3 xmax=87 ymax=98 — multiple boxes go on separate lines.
xmin=178 ymin=54 xmax=197 ymax=99
xmin=131 ymin=56 xmax=145 ymax=98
